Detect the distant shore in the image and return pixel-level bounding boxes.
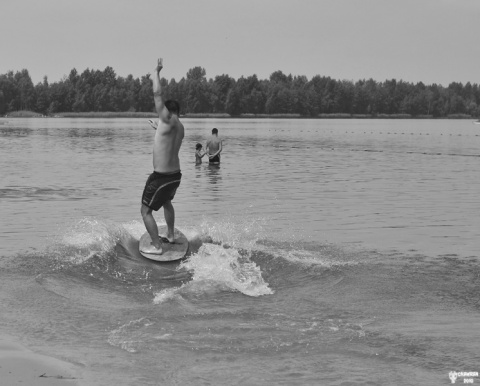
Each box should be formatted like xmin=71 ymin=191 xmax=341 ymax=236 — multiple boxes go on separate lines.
xmin=3 ymin=110 xmax=478 ymax=120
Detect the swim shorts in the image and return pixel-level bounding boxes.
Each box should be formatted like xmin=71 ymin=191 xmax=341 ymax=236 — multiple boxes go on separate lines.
xmin=141 ymin=171 xmax=182 ymax=211
xmin=209 ymin=154 xmax=220 ymax=164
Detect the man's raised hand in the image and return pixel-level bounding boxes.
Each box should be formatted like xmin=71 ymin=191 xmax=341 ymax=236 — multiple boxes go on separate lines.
xmin=156 ymin=58 xmax=163 ymax=73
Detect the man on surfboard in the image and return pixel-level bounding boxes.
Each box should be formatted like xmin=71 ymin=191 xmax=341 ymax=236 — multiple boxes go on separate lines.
xmin=206 ymin=128 xmax=222 ymax=164
xmin=140 ymin=58 xmax=184 ymax=255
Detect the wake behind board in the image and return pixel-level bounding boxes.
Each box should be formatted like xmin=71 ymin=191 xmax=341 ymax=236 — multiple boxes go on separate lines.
xmin=139 ymin=225 xmax=189 ymax=262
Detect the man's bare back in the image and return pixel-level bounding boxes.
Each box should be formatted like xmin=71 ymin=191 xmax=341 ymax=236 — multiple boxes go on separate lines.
xmin=153 ymin=116 xmax=184 ymax=173
xmin=206 ymin=128 xmax=222 ymax=164
xmin=206 ymin=136 xmax=221 ymax=153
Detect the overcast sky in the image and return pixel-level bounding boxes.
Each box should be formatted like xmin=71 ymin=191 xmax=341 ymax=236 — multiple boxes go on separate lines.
xmin=2 ymin=0 xmax=479 ymax=86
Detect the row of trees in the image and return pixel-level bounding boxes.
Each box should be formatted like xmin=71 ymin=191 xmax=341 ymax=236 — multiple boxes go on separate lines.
xmin=1 ymin=66 xmax=480 ymax=117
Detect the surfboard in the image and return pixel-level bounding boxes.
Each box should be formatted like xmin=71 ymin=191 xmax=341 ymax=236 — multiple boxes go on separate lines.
xmin=139 ymin=225 xmax=189 ymax=262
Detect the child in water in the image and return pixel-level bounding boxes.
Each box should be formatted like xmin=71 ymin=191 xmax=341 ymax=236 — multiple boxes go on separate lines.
xmin=195 ymin=143 xmax=206 ymax=164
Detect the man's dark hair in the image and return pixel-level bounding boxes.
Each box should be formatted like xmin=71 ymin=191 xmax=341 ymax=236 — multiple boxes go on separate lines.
xmin=212 ymin=128 xmax=218 ymax=134
xmin=165 ymin=100 xmax=180 ymax=115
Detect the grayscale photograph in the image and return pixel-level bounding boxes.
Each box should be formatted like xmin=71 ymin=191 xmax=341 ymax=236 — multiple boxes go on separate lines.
xmin=1 ymin=0 xmax=479 ymax=385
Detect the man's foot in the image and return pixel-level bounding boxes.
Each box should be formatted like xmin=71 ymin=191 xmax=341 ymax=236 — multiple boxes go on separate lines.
xmin=141 ymin=243 xmax=163 ymax=255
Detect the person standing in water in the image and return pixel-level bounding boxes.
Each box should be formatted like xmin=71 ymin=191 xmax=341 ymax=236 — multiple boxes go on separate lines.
xmin=206 ymin=128 xmax=222 ymax=165
xmin=140 ymin=58 xmax=184 ymax=255
xmin=195 ymin=143 xmax=206 ymax=165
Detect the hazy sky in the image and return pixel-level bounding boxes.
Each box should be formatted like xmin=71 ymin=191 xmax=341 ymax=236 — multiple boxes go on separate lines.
xmin=2 ymin=0 xmax=479 ymax=86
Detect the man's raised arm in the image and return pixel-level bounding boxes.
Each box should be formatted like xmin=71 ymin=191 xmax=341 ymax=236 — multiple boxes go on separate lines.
xmin=152 ymin=58 xmax=168 ymax=122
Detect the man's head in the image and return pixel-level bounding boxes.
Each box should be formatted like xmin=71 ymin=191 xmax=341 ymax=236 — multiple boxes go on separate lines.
xmin=196 ymin=143 xmax=202 ymax=150
xmin=212 ymin=128 xmax=218 ymax=135
xmin=165 ymin=100 xmax=180 ymax=115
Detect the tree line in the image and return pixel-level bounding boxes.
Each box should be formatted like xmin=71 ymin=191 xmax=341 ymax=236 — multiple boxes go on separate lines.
xmin=1 ymin=66 xmax=479 ymax=117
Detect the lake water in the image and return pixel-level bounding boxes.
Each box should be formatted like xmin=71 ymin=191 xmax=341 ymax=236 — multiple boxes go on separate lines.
xmin=1 ymin=117 xmax=479 ymax=385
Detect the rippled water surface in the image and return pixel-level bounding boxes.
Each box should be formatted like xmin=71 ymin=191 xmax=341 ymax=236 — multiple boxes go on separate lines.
xmin=0 ymin=117 xmax=479 ymax=385
xmin=2 ymin=117 xmax=479 ymax=256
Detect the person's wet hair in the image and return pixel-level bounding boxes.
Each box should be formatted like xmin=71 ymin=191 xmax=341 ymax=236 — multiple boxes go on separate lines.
xmin=165 ymin=100 xmax=180 ymax=114
xmin=196 ymin=143 xmax=202 ymax=150
xmin=212 ymin=128 xmax=218 ymax=134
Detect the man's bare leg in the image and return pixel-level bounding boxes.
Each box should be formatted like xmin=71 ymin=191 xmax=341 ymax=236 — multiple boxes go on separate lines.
xmin=163 ymin=200 xmax=175 ymax=242
xmin=140 ymin=204 xmax=163 ymax=253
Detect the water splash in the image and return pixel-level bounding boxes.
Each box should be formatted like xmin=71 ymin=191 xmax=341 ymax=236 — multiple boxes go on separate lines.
xmin=153 ymin=287 xmax=183 ymax=304
xmin=198 ymin=215 xmax=267 ymax=250
xmin=184 ymin=244 xmax=272 ymax=295
xmin=48 ymin=217 xmax=129 ymax=265
xmin=268 ymin=247 xmax=360 ymax=268
xmin=153 ymin=243 xmax=273 ymax=303
xmin=107 ymin=318 xmax=153 ymax=353
xmin=45 ymin=217 xmax=274 ymax=301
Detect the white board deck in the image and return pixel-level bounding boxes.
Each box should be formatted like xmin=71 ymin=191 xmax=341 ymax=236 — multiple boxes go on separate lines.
xmin=139 ymin=226 xmax=189 ymax=262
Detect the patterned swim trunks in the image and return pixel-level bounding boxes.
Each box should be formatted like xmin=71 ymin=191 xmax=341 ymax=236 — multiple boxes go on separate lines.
xmin=141 ymin=171 xmax=182 ymax=211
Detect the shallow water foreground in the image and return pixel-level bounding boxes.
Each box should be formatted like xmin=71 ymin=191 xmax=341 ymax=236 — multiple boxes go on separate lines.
xmin=0 ymin=117 xmax=479 ymax=385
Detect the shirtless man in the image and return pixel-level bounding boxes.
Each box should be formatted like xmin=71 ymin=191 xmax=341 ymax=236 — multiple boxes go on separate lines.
xmin=206 ymin=128 xmax=222 ymax=164
xmin=140 ymin=58 xmax=184 ymax=254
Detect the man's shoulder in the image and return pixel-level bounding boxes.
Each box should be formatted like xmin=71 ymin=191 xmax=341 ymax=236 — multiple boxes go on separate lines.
xmin=171 ymin=115 xmax=182 ymax=125
xmin=170 ymin=117 xmax=184 ymax=130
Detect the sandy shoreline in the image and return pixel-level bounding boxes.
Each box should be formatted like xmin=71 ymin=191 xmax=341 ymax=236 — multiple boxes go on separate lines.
xmin=0 ymin=336 xmax=82 ymax=385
